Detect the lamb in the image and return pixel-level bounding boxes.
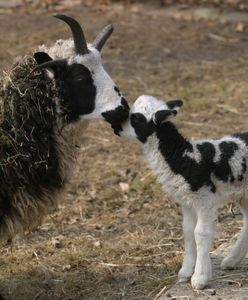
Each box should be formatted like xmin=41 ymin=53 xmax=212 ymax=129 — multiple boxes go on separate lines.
xmin=0 ymin=14 xmax=129 ymax=239
xmin=116 ymin=95 xmax=248 ymax=289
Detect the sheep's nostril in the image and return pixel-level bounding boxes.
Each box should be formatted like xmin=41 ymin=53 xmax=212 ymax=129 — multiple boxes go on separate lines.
xmin=102 ymin=106 xmax=127 ymax=136
xmin=102 ymin=104 xmax=129 ymax=123
xmin=117 ymin=107 xmax=129 ymax=122
xmin=121 ymin=97 xmax=129 ymax=111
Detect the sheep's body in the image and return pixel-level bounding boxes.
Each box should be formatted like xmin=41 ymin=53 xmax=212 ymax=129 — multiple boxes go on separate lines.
xmin=0 ymin=56 xmax=85 ymax=238
xmin=120 ymin=95 xmax=248 ymax=290
xmin=0 ymin=14 xmax=130 ymax=239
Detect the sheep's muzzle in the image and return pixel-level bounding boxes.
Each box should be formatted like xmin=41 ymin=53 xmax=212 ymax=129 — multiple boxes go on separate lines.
xmin=102 ymin=98 xmax=129 ymax=136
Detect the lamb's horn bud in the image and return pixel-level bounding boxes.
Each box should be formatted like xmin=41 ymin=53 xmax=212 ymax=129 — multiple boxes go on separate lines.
xmin=53 ymin=13 xmax=89 ymax=55
xmin=93 ymin=24 xmax=114 ymax=52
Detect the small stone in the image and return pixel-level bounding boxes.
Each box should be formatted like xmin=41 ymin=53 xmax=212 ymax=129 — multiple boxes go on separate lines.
xmin=62 ymin=264 xmax=71 ymax=271
xmin=206 ymin=289 xmax=216 ymax=296
xmin=119 ymin=182 xmax=130 ymax=192
xmin=51 ymin=235 xmax=64 ymax=248
xmin=193 ymin=8 xmax=220 ymax=21
xmin=236 ymin=22 xmax=246 ymax=32
xmin=0 ymin=0 xmax=22 ymax=8
xmin=93 ymin=240 xmax=101 ymax=247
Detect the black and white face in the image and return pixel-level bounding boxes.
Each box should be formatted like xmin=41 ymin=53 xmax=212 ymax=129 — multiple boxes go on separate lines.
xmin=68 ymin=45 xmax=129 ymax=121
xmin=34 ymin=14 xmax=129 ymax=127
xmin=120 ymin=95 xmax=183 ymax=143
xmin=34 ymin=47 xmax=129 ymax=124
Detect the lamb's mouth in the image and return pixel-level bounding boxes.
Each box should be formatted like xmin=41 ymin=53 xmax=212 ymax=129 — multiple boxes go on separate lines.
xmin=102 ymin=98 xmax=130 ymax=136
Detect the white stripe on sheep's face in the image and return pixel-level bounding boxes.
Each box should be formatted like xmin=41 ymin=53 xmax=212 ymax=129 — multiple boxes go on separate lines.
xmin=33 ymin=14 xmax=129 ymax=129
xmin=120 ymin=95 xmax=183 ymax=142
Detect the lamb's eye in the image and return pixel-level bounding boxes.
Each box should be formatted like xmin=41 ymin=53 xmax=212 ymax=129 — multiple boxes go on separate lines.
xmin=131 ymin=116 xmax=139 ymax=123
xmin=131 ymin=113 xmax=146 ymax=125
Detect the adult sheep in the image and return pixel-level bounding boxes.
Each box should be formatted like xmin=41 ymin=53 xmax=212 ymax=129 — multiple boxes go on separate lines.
xmin=0 ymin=14 xmax=129 ymax=239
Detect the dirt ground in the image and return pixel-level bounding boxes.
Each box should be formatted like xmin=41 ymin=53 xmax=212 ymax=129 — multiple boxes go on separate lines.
xmin=1 ymin=1 xmax=248 ymax=300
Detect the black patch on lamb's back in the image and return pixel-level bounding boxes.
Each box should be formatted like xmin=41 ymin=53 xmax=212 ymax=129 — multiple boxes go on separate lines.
xmin=155 ymin=123 xmax=244 ymax=193
xmin=234 ymin=132 xmax=248 ymax=146
xmin=242 ymin=157 xmax=247 ymax=174
xmin=214 ymin=141 xmax=238 ymax=182
xmin=0 ymin=56 xmax=62 ymax=222
xmin=231 ymin=133 xmax=248 ymax=180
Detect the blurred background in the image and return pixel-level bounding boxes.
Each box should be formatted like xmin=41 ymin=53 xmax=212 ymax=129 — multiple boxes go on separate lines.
xmin=1 ymin=1 xmax=248 ymax=299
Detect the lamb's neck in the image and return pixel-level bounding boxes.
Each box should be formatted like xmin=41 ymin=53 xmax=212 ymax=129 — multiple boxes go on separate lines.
xmin=156 ymin=122 xmax=190 ymax=157
xmin=143 ymin=122 xmax=191 ymax=182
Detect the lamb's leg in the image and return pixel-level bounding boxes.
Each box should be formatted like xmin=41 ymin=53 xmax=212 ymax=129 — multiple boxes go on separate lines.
xmin=191 ymin=208 xmax=216 ymax=290
xmin=221 ymin=197 xmax=248 ymax=270
xmin=178 ymin=205 xmax=197 ymax=282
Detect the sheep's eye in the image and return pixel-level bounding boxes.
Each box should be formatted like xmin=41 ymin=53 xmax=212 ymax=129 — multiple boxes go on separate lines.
xmin=76 ymin=76 xmax=85 ymax=81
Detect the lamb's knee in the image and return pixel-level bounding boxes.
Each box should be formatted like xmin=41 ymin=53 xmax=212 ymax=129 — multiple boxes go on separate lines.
xmin=194 ymin=227 xmax=213 ymax=245
xmin=194 ymin=212 xmax=215 ymax=246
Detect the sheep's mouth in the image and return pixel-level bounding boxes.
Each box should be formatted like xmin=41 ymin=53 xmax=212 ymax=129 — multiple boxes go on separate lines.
xmin=102 ymin=98 xmax=130 ymax=136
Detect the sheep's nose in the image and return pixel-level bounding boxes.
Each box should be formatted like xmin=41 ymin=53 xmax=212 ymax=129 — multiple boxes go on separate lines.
xmin=121 ymin=97 xmax=130 ymax=116
xmin=118 ymin=105 xmax=129 ymax=122
xmin=101 ymin=97 xmax=130 ymax=136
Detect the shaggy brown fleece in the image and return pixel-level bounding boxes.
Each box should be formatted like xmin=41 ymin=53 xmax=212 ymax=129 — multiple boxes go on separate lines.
xmin=0 ymin=56 xmax=80 ymax=239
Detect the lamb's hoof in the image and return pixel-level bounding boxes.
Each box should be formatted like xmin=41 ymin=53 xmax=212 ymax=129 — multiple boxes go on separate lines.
xmin=221 ymin=256 xmax=238 ymax=270
xmin=178 ymin=276 xmax=191 ymax=283
xmin=191 ymin=274 xmax=209 ymax=290
xmin=178 ymin=267 xmax=193 ymax=283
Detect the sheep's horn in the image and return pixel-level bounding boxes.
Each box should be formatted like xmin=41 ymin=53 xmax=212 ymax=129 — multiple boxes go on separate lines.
xmin=53 ymin=13 xmax=89 ymax=55
xmin=33 ymin=59 xmax=68 ymax=72
xmin=93 ymin=24 xmax=113 ymax=52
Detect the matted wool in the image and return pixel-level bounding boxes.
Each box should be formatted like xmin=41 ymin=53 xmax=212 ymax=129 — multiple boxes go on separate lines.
xmin=0 ymin=55 xmax=80 ymax=238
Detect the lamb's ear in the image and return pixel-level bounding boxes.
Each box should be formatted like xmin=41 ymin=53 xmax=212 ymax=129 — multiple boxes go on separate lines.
xmin=153 ymin=110 xmax=175 ymax=125
xmin=167 ymin=99 xmax=183 ymax=112
xmin=33 ymin=52 xmax=53 ymax=65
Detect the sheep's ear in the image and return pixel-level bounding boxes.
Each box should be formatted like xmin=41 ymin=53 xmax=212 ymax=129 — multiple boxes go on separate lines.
xmin=32 ymin=56 xmax=68 ymax=75
xmin=153 ymin=110 xmax=175 ymax=125
xmin=33 ymin=52 xmax=53 ymax=65
xmin=167 ymin=99 xmax=183 ymax=112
